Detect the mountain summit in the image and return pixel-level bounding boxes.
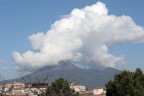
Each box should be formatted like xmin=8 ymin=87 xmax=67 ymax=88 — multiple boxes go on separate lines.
xmin=36 ymin=61 xmax=78 ymax=72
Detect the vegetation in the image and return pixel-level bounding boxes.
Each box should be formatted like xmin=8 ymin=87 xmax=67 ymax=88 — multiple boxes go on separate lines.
xmin=41 ymin=78 xmax=79 ymax=96
xmin=106 ymin=68 xmax=144 ymax=96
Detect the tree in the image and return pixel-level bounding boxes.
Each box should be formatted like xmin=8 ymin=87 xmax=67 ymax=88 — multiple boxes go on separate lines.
xmin=105 ymin=68 xmax=144 ymax=96
xmin=41 ymin=78 xmax=80 ymax=96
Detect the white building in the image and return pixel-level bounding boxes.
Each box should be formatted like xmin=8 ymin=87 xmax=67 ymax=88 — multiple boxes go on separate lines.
xmin=70 ymin=83 xmax=86 ymax=94
xmin=92 ymin=88 xmax=106 ymax=95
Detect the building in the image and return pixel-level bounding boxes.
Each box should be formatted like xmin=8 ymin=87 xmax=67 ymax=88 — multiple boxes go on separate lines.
xmin=92 ymin=88 xmax=106 ymax=96
xmin=1 ymin=82 xmax=48 ymax=96
xmin=70 ymin=83 xmax=86 ymax=94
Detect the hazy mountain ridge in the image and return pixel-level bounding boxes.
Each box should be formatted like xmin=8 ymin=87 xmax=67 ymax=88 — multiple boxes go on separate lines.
xmin=4 ymin=61 xmax=120 ymax=88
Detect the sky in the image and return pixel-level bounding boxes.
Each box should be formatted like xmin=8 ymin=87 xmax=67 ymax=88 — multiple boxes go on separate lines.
xmin=0 ymin=0 xmax=144 ymax=79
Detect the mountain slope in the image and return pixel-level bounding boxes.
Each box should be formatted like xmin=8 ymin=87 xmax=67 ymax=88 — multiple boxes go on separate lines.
xmin=6 ymin=61 xmax=120 ymax=88
xmin=32 ymin=61 xmax=120 ymax=88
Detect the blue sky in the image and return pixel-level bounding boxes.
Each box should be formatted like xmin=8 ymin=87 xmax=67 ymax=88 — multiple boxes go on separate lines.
xmin=0 ymin=0 xmax=144 ymax=79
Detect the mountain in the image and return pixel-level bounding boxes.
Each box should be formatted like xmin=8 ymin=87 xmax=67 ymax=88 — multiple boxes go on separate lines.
xmin=36 ymin=61 xmax=79 ymax=72
xmin=5 ymin=61 xmax=120 ymax=88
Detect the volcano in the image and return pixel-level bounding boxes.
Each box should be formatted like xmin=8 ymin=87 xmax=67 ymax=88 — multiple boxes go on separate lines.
xmin=6 ymin=61 xmax=120 ymax=88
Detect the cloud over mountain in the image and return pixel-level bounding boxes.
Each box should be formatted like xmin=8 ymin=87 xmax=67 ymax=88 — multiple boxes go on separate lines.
xmin=13 ymin=2 xmax=144 ymax=69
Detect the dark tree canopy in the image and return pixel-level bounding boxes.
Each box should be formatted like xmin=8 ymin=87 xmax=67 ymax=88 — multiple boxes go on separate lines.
xmin=106 ymin=68 xmax=144 ymax=96
xmin=41 ymin=78 xmax=79 ymax=96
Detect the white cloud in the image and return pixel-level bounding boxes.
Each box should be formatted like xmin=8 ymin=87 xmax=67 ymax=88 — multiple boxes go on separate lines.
xmin=13 ymin=2 xmax=144 ymax=69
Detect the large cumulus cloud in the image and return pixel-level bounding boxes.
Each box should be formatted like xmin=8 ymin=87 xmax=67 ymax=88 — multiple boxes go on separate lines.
xmin=13 ymin=2 xmax=144 ymax=69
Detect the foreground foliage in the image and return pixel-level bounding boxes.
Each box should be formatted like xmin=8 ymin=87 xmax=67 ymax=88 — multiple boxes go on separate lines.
xmin=106 ymin=68 xmax=144 ymax=96
xmin=41 ymin=78 xmax=79 ymax=96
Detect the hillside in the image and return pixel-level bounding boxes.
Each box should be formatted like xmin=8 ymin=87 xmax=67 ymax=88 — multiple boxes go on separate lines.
xmin=5 ymin=61 xmax=120 ymax=88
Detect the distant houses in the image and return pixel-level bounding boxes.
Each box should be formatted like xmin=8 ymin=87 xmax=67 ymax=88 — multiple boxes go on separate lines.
xmin=0 ymin=82 xmax=106 ymax=96
xmin=0 ymin=82 xmax=48 ymax=96
xmin=92 ymin=88 xmax=106 ymax=96
xmin=70 ymin=83 xmax=106 ymax=96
